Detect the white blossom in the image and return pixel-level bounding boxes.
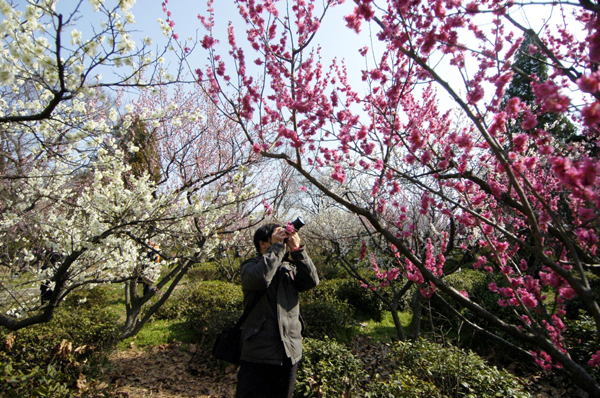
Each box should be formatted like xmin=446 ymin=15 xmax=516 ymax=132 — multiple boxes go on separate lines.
xmin=71 ymin=29 xmax=82 ymax=45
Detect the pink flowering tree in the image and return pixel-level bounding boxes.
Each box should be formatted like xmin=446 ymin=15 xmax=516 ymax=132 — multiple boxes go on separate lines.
xmin=189 ymin=0 xmax=600 ymax=394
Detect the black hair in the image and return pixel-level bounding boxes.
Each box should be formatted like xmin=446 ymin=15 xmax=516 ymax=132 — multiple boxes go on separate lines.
xmin=253 ymin=223 xmax=281 ymax=255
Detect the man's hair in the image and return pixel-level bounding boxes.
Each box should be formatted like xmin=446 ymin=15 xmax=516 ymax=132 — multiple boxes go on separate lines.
xmin=253 ymin=223 xmax=281 ymax=255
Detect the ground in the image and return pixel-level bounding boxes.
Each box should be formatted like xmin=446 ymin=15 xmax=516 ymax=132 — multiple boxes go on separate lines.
xmin=105 ymin=338 xmax=590 ymax=398
xmin=109 ymin=343 xmax=236 ymax=398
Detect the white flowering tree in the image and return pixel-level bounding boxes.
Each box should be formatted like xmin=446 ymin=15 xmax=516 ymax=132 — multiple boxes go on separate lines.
xmin=0 ymin=0 xmax=265 ymax=337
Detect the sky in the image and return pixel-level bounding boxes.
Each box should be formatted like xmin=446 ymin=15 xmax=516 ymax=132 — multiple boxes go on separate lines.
xmin=50 ymin=0 xmax=373 ymax=95
xmin=47 ymin=0 xmax=580 ymax=112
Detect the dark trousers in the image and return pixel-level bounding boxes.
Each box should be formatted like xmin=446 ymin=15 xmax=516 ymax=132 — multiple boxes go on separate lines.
xmin=235 ymin=359 xmax=298 ymax=398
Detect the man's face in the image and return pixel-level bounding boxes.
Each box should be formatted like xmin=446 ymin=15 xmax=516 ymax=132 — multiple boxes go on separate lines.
xmin=259 ymin=226 xmax=285 ymax=254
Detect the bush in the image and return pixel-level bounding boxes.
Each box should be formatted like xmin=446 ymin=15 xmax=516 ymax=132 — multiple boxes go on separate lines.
xmin=302 ymin=278 xmax=383 ymax=321
xmin=390 ymin=340 xmax=530 ymax=398
xmin=0 ymin=293 xmax=120 ymax=397
xmin=181 ymin=280 xmax=243 ymax=343
xmin=563 ymin=311 xmax=600 ymax=380
xmin=364 ymin=372 xmax=441 ymax=398
xmin=0 ymin=362 xmax=73 ymax=398
xmin=336 ymin=279 xmax=383 ymax=321
xmin=301 ymin=279 xmax=340 ymax=304
xmin=186 ymin=263 xmax=221 ymax=283
xmin=295 ymin=337 xmax=362 ymax=398
xmin=301 ymin=301 xmax=354 ymax=340
xmin=153 ymin=287 xmax=189 ymax=321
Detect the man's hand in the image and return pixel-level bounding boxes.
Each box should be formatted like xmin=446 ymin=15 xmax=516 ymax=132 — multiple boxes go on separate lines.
xmin=286 ymin=232 xmax=301 ymax=251
xmin=270 ymin=227 xmax=288 ymax=245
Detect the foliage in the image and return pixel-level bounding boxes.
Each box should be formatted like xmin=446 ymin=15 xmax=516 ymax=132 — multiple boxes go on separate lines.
xmin=181 ymin=281 xmax=243 ymax=343
xmin=302 ymin=278 xmax=383 ymax=321
xmin=295 ymin=337 xmax=362 ymax=398
xmin=390 ymin=340 xmax=530 ymax=398
xmin=336 ymin=279 xmax=384 ymax=321
xmin=364 ymin=372 xmax=441 ymax=398
xmin=301 ymin=301 xmax=354 ymax=340
xmin=186 ymin=263 xmax=222 ymax=283
xmin=563 ymin=312 xmax=600 ymax=380
xmin=0 ymin=294 xmax=119 ymax=397
xmin=0 ymin=362 xmax=73 ymax=398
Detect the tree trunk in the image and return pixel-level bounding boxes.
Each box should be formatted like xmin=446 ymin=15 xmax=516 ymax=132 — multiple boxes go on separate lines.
xmin=120 ymin=257 xmax=197 ymax=339
xmin=390 ymin=302 xmax=406 ymax=341
xmin=408 ymin=289 xmax=423 ymax=340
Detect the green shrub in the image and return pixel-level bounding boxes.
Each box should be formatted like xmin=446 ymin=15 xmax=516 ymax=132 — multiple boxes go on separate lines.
xmin=187 ymin=263 xmax=221 ymax=282
xmin=301 ymin=301 xmax=354 ymax=340
xmin=63 ymin=287 xmax=113 ymax=310
xmin=1 ymin=306 xmax=119 ymax=367
xmin=181 ymin=280 xmax=243 ymax=343
xmin=0 ymin=362 xmax=73 ymax=398
xmin=336 ymin=279 xmax=383 ymax=321
xmin=0 ymin=297 xmax=119 ymax=397
xmin=301 ymin=279 xmax=341 ymax=304
xmin=391 ymin=340 xmax=530 ymax=398
xmin=295 ymin=337 xmax=362 ymax=398
xmin=153 ymin=287 xmax=190 ymax=320
xmin=364 ymin=372 xmax=441 ymax=398
xmin=302 ymin=278 xmax=383 ymax=321
xmin=563 ymin=311 xmax=600 ymax=379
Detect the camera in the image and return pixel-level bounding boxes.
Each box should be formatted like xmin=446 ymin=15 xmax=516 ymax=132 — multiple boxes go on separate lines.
xmin=289 ymin=216 xmax=306 ymax=231
xmin=284 ymin=217 xmax=305 ymax=244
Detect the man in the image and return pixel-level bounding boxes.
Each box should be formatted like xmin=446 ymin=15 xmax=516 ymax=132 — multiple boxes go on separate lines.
xmin=236 ymin=223 xmax=319 ymax=398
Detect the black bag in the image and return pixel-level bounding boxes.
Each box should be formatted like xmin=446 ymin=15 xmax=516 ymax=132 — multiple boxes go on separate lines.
xmin=212 ymin=326 xmax=242 ymax=364
xmin=211 ymin=290 xmax=265 ymax=364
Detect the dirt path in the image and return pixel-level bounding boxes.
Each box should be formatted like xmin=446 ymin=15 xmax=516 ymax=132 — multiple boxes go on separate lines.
xmin=109 ymin=343 xmax=236 ymax=398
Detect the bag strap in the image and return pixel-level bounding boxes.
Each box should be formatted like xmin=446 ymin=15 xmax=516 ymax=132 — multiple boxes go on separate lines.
xmin=233 ymin=289 xmax=266 ymax=329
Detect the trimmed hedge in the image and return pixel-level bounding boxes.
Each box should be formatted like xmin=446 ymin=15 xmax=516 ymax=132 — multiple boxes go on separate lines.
xmin=388 ymin=340 xmax=530 ymax=398
xmin=0 ymin=288 xmax=120 ymax=397
xmin=295 ymin=337 xmax=362 ymax=397
xmin=180 ymin=280 xmax=243 ymax=343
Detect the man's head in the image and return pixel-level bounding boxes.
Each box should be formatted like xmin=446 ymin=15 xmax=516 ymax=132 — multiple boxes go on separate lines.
xmin=253 ymin=223 xmax=281 ymax=255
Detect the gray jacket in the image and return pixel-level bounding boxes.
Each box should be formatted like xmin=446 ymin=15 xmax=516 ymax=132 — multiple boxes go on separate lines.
xmin=239 ymin=242 xmax=319 ymax=365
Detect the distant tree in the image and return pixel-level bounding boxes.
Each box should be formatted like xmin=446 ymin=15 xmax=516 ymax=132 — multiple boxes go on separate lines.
xmin=504 ymin=33 xmax=577 ymax=143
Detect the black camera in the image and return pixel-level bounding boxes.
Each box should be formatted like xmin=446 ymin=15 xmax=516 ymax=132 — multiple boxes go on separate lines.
xmin=289 ymin=216 xmax=306 ymax=231
xmin=284 ymin=217 xmax=305 ymax=244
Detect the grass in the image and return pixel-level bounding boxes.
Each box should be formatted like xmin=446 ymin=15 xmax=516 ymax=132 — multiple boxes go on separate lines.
xmin=354 ymin=310 xmax=412 ymax=342
xmin=117 ymin=319 xmax=198 ymax=349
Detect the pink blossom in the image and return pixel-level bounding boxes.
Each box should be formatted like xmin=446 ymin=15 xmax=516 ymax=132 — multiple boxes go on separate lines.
xmin=202 ymin=35 xmax=215 ymax=49
xmin=576 ymin=74 xmax=599 ymax=93
xmin=359 ymin=241 xmax=367 ymax=260
xmin=581 ymin=101 xmax=600 ymax=126
xmin=589 ymin=351 xmax=600 ymax=368
xmin=528 ymin=44 xmax=538 ymax=55
xmin=521 ymin=111 xmax=538 ymax=130
xmin=465 ymin=2 xmax=479 ymax=14
xmin=286 ymin=222 xmax=295 ymax=234
xmin=263 ymin=201 xmax=273 ymax=216
xmin=505 ymin=97 xmax=521 ymax=116
xmin=532 ymin=81 xmax=571 ymax=113
xmin=252 ymin=143 xmax=262 ymax=153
